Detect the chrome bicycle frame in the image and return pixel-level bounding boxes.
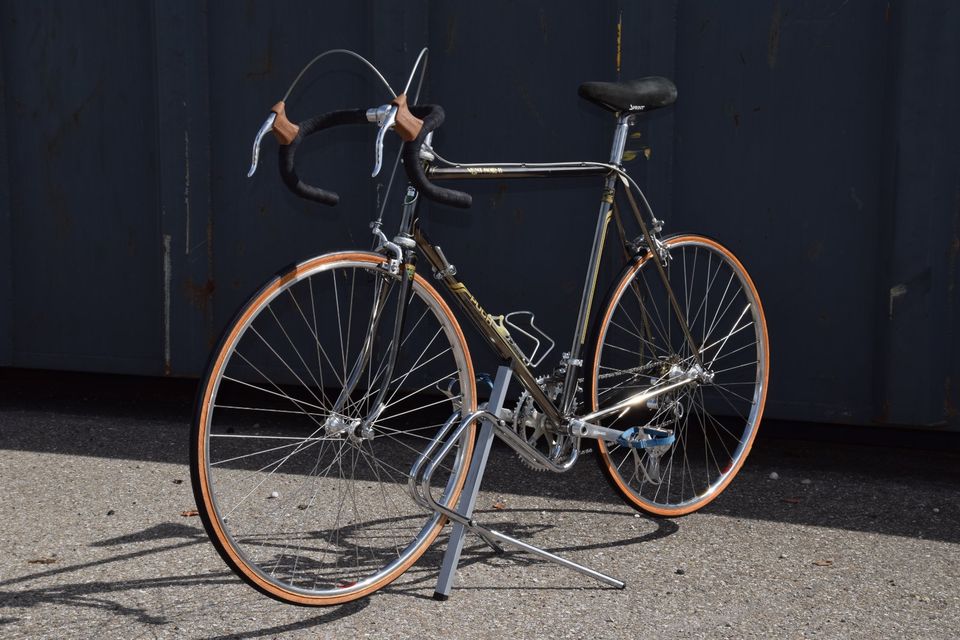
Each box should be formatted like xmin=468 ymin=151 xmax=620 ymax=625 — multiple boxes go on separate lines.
xmin=365 ymin=113 xmax=702 ymax=451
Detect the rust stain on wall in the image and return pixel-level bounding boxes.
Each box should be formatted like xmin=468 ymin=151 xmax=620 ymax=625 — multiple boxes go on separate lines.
xmin=246 ymin=31 xmax=274 ymax=79
xmin=204 ymin=217 xmax=216 ymax=347
xmin=445 ymin=16 xmax=458 ymax=53
xmin=615 ymin=10 xmax=623 ymax=78
xmin=768 ymin=2 xmax=782 ymax=69
xmin=948 ymin=234 xmax=958 ymax=294
xmin=162 ymin=234 xmax=172 ymax=376
xmin=490 ymin=183 xmax=507 ymax=208
xmin=52 ymin=201 xmax=73 ymax=243
xmin=945 ymin=377 xmax=958 ymax=418
xmin=44 ymin=82 xmax=101 ymax=157
xmin=948 ymin=191 xmax=959 ymax=294
xmin=184 ymin=276 xmax=216 ymax=313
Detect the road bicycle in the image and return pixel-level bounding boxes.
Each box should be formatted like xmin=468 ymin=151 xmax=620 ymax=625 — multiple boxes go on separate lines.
xmin=190 ymin=48 xmax=769 ymax=606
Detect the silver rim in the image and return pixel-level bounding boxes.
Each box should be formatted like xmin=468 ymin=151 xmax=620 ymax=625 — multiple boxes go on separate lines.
xmin=594 ymin=238 xmax=766 ymax=512
xmin=199 ymin=255 xmax=474 ymax=598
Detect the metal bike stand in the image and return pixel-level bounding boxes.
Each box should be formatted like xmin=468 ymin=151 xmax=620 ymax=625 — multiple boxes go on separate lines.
xmin=433 ymin=365 xmax=625 ymax=601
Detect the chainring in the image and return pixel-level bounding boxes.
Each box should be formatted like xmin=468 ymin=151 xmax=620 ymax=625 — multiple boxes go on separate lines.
xmin=509 ymin=380 xmax=573 ymax=471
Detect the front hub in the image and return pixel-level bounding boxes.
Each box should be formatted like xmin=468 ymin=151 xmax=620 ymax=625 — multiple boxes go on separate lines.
xmin=324 ymin=413 xmax=371 ymax=440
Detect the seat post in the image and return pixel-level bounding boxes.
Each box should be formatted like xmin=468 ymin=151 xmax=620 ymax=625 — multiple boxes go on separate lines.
xmin=608 ymin=114 xmax=634 ymax=165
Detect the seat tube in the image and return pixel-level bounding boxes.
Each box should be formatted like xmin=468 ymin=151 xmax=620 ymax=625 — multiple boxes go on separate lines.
xmin=560 ymin=174 xmax=615 ymax=414
xmin=559 ymin=115 xmax=633 ymax=415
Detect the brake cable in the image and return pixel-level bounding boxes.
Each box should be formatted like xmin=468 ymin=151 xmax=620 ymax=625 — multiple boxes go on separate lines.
xmin=282 ymin=49 xmax=397 ymax=101
xmin=273 ymin=47 xmax=430 ymax=237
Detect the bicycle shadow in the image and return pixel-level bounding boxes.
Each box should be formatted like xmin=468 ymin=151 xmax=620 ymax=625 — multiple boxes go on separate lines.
xmin=2 ymin=507 xmax=672 ymax=632
xmin=2 ymin=508 xmax=672 ymax=630
xmin=383 ymin=506 xmax=678 ymax=599
xmin=0 ymin=520 xmax=371 ymax=636
xmin=0 ymin=524 xmax=215 ymax=623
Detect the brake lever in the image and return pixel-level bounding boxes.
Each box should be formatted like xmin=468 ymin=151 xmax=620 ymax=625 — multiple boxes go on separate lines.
xmin=247 ymin=112 xmax=277 ymax=178
xmin=368 ymin=104 xmax=398 ymax=178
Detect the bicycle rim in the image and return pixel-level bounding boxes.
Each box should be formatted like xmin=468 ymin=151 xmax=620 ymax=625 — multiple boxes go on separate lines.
xmin=588 ymin=235 xmax=769 ymax=516
xmin=191 ymin=252 xmax=476 ymax=604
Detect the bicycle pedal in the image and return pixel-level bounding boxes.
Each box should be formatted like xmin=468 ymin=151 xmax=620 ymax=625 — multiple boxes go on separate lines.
xmin=616 ymin=426 xmax=675 ymax=450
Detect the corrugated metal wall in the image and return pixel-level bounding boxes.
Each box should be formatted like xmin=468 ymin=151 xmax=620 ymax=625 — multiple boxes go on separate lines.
xmin=0 ymin=1 xmax=957 ymax=429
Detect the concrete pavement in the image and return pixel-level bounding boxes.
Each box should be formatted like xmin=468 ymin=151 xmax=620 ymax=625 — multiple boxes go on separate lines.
xmin=0 ymin=371 xmax=958 ymax=639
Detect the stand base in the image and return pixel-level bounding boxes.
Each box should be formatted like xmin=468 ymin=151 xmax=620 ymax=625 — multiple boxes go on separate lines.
xmin=432 ymin=365 xmax=625 ymax=600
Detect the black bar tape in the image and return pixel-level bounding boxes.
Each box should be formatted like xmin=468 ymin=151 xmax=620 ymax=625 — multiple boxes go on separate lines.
xmin=278 ymin=108 xmax=369 ymax=206
xmin=402 ymin=105 xmax=473 ymax=209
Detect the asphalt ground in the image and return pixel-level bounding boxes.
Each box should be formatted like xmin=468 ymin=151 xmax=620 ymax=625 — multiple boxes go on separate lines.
xmin=0 ymin=369 xmax=958 ymax=639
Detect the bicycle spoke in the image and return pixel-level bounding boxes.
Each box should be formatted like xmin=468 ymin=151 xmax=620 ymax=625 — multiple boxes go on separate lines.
xmin=196 ymin=257 xmax=475 ymax=602
xmin=210 ymin=436 xmax=334 ymax=467
xmin=266 ymin=302 xmax=329 ymax=408
xmin=248 ymin=324 xmax=329 ymax=412
xmin=331 ymin=269 xmax=347 ymax=383
xmin=592 ymin=237 xmax=766 ymax=515
xmin=700 ymin=274 xmax=741 ymax=349
xmin=608 ymin=318 xmax=669 ymax=356
xmin=223 ymin=363 xmax=327 ymax=429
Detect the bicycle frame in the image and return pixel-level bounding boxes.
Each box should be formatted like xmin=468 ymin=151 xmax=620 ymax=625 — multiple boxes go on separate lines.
xmin=378 ymin=113 xmax=704 ymax=442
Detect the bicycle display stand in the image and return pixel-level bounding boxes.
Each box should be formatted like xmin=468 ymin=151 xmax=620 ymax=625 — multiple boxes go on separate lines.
xmin=433 ymin=366 xmax=625 ymax=600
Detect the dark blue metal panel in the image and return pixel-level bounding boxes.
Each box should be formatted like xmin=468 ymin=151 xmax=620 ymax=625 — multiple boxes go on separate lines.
xmin=206 ymin=1 xmax=382 ymax=339
xmin=153 ymin=0 xmax=216 ymax=376
xmin=878 ymin=1 xmax=960 ymax=426
xmin=0 ymin=24 xmax=12 ymax=366
xmin=1 ymin=1 xmax=958 ymax=429
xmin=422 ymin=1 xmax=677 ymax=373
xmin=0 ymin=1 xmax=162 ymax=373
xmin=671 ymin=0 xmax=891 ymax=424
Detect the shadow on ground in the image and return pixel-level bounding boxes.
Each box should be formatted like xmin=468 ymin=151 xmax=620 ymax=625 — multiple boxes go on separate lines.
xmin=2 ymin=367 xmax=958 ymax=544
xmin=0 ymin=520 xmax=372 ymax=636
xmin=0 ymin=509 xmax=672 ymax=634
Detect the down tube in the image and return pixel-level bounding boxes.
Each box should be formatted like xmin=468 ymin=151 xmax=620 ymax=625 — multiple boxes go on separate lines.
xmin=413 ymin=225 xmax=564 ymax=425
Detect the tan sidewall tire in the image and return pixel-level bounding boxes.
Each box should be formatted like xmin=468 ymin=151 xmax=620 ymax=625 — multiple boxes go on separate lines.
xmin=193 ymin=252 xmax=476 ymax=605
xmin=591 ymin=236 xmax=769 ymax=517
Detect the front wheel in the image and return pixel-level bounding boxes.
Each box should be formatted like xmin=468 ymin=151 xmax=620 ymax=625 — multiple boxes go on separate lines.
xmin=190 ymin=252 xmax=477 ymax=605
xmin=586 ymin=235 xmax=769 ymax=516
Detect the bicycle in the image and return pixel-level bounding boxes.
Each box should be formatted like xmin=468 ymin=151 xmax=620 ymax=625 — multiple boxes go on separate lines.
xmin=190 ymin=48 xmax=769 ymax=606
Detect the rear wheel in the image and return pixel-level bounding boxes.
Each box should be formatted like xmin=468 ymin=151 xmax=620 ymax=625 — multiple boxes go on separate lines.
xmin=587 ymin=235 xmax=769 ymax=516
xmin=191 ymin=252 xmax=476 ymax=605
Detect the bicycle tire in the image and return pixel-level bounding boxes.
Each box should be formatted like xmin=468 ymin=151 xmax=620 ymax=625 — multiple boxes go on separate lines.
xmin=586 ymin=235 xmax=769 ymax=516
xmin=191 ymin=251 xmax=476 ymax=605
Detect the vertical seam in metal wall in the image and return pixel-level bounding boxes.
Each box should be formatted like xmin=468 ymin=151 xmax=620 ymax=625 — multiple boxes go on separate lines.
xmin=0 ymin=3 xmax=14 ymax=366
xmin=202 ymin=0 xmax=215 ymax=365
xmin=149 ymin=0 xmax=172 ymax=375
xmin=190 ymin=0 xmax=214 ymax=370
xmin=151 ymin=0 xmax=216 ymax=376
xmin=871 ymin=1 xmax=903 ymax=424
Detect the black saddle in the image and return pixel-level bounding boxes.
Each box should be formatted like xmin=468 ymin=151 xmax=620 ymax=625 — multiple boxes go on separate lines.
xmin=578 ymin=77 xmax=677 ymax=114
